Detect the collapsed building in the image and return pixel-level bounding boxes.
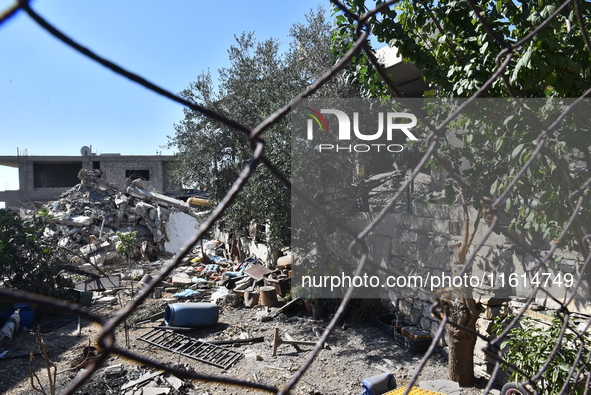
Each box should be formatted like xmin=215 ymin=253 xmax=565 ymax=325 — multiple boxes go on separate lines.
xmin=31 ymin=168 xmax=204 ymax=269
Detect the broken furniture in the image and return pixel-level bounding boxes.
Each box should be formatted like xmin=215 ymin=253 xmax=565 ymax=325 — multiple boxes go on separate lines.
xmin=263 ymin=274 xmax=291 ymax=297
xmin=271 ymin=327 xmax=319 ymax=357
xmin=138 ymin=328 xmax=242 ymax=369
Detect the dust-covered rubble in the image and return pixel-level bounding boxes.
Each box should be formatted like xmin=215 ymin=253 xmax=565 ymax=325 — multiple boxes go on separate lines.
xmin=28 ymin=169 xmax=206 ymax=269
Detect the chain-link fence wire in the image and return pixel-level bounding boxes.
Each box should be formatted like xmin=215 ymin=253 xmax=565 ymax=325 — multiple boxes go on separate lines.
xmin=1 ymin=0 xmax=590 ymax=393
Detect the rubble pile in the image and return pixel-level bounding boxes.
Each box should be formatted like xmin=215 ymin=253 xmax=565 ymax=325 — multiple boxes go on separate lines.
xmin=34 ymin=169 xmax=204 ymax=268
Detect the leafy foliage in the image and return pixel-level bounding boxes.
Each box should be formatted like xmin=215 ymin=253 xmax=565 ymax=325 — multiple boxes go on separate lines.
xmin=116 ymin=230 xmax=139 ymax=263
xmin=492 ymin=314 xmax=590 ymax=394
xmin=0 ymin=209 xmax=70 ymax=297
xmin=335 ymin=0 xmax=591 ymax=252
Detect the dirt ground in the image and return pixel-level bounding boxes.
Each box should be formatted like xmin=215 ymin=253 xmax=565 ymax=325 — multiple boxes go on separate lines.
xmin=0 ymin=292 xmax=494 ymax=395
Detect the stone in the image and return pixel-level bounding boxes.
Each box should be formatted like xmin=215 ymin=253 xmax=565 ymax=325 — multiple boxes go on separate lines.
xmin=389 ymin=232 xmax=403 ymax=256
xmin=164 ymin=375 xmax=184 ymax=391
xmin=413 ymin=299 xmax=424 ymax=311
xmin=476 ymin=318 xmax=495 ymax=336
xmin=256 ymin=311 xmax=272 ymax=322
xmin=401 ymin=229 xmax=418 ymax=243
xmin=410 ymin=308 xmax=423 ymax=324
xmin=419 ymin=317 xmax=432 ymax=330
xmin=399 ymin=300 xmax=413 ymax=317
xmin=425 ymin=246 xmax=450 ymax=269
xmin=89 ymin=251 xmax=106 ymax=266
xmin=80 ymin=243 xmax=98 ymax=256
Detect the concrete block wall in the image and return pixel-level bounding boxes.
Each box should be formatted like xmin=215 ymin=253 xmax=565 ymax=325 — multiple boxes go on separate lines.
xmin=100 ymin=159 xmax=165 ymax=192
xmin=357 ymin=203 xmax=588 ymax=378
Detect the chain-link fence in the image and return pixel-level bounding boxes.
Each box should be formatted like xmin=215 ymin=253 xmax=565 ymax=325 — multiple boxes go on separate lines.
xmin=1 ymin=0 xmax=591 ymax=394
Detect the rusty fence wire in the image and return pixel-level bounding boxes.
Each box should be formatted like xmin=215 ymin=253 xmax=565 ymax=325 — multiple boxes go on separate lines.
xmin=1 ymin=0 xmax=591 ymax=394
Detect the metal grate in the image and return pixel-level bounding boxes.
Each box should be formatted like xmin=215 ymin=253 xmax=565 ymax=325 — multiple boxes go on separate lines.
xmin=138 ymin=328 xmax=243 ymax=369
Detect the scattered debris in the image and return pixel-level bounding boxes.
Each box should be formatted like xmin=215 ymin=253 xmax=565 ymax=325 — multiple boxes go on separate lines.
xmin=104 ymin=364 xmax=126 ymax=378
xmin=120 ymin=369 xmax=166 ymax=391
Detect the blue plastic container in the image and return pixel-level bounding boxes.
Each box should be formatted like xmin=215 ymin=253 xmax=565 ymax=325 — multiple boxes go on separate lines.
xmin=164 ymin=303 xmax=219 ymax=328
xmin=13 ymin=303 xmax=34 ymax=328
xmin=360 ymin=372 xmax=396 ymax=395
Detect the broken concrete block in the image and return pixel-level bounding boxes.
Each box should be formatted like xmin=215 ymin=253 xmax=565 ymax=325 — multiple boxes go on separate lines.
xmin=164 ymin=375 xmax=183 ymax=391
xmin=80 ymin=244 xmax=98 ymax=256
xmin=132 ymin=201 xmax=155 ymax=218
xmin=152 ymin=229 xmax=164 ymax=243
xmin=104 ymin=250 xmax=120 ymax=262
xmin=58 ymin=215 xmax=92 ymax=227
xmin=98 ymin=296 xmax=118 ymax=305
xmin=114 ymin=194 xmax=128 ymax=207
xmin=171 ymin=275 xmax=193 ymax=287
xmin=89 ymin=251 xmax=106 ymax=266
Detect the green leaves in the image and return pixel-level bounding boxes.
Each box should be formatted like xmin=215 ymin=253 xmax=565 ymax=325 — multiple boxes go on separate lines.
xmin=493 ymin=315 xmax=590 ymax=394
xmin=0 ymin=209 xmax=66 ymax=297
xmin=116 ymin=231 xmax=139 ymax=263
xmin=169 ymin=7 xmax=356 ymax=250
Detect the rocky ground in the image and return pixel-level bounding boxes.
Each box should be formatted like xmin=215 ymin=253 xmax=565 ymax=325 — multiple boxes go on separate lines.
xmin=0 ymin=290 xmax=496 ymax=395
xmin=0 ymin=173 xmax=499 ymax=394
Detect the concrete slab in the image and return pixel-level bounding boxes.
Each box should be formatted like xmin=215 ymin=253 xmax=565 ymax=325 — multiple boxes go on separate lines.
xmin=75 ymin=275 xmax=120 ymax=291
xmin=418 ymin=379 xmax=461 ymax=395
xmin=164 ymin=211 xmax=200 ymax=254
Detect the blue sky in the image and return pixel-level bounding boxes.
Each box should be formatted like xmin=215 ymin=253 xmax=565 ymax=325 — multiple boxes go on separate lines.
xmin=0 ymin=0 xmax=333 ymax=197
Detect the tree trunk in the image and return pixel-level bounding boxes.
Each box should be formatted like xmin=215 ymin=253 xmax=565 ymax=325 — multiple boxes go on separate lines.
xmin=446 ymin=193 xmax=484 ymax=387
xmin=447 ymin=297 xmax=481 ymax=386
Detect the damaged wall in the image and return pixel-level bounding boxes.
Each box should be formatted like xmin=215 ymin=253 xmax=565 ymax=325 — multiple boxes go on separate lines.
xmin=0 ymin=153 xmax=178 ymax=210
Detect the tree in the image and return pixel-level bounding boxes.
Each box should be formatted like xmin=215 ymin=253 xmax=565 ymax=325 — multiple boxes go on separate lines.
xmin=168 ymin=7 xmax=361 ymax=253
xmin=0 ymin=208 xmax=72 ymax=298
xmin=335 ymin=0 xmax=591 ymax=386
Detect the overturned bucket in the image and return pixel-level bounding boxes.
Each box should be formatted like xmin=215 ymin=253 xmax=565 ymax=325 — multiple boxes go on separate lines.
xmin=164 ymin=302 xmax=219 ymax=328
